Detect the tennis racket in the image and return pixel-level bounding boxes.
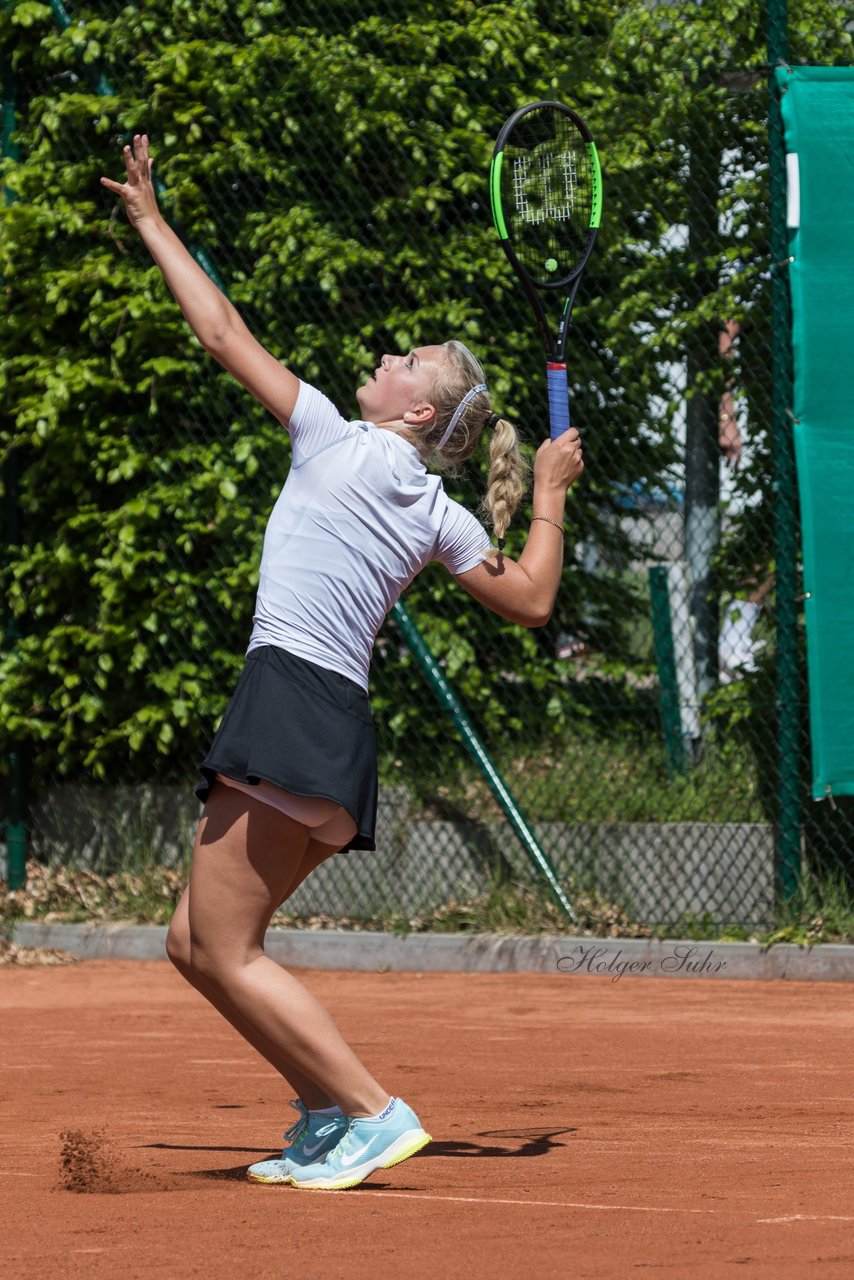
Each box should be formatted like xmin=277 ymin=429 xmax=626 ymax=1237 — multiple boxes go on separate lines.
xmin=489 ymin=100 xmax=602 ymax=438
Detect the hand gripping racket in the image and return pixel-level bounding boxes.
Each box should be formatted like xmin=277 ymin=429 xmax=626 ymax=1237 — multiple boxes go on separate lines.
xmin=489 ymin=101 xmax=602 ymax=438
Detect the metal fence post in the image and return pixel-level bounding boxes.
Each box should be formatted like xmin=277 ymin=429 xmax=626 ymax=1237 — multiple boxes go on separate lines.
xmin=1 ymin=450 xmax=27 ymax=892
xmin=648 ymin=566 xmax=687 ymax=777
xmin=1 ymin=52 xmax=27 ymax=891
xmin=767 ymin=0 xmax=801 ymax=900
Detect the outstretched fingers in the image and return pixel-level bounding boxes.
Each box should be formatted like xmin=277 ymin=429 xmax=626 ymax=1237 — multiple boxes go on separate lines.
xmin=100 ymin=133 xmax=154 ymax=198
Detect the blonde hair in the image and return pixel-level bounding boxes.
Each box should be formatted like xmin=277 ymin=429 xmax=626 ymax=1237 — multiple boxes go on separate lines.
xmin=413 ymin=341 xmax=529 ymax=547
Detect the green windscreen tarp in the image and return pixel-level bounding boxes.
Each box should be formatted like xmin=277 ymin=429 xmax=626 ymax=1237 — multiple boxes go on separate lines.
xmin=776 ymin=65 xmax=854 ymax=801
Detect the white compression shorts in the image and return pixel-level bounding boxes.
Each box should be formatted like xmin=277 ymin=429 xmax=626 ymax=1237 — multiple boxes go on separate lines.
xmin=214 ymin=773 xmax=357 ymax=848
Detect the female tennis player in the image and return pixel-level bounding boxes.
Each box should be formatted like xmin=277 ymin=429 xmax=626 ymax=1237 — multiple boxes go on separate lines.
xmin=101 ymin=136 xmax=584 ymax=1191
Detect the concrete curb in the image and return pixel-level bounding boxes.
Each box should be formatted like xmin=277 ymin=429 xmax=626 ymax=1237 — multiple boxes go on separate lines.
xmin=9 ymin=922 xmax=854 ymax=981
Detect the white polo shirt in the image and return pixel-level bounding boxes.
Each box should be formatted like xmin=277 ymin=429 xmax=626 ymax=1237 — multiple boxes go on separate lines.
xmin=246 ymin=381 xmax=491 ymax=690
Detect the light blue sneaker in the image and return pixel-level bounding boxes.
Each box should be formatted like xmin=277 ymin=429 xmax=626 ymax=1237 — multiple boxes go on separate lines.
xmin=247 ymin=1100 xmax=348 ymax=1184
xmin=287 ymin=1097 xmax=431 ymax=1190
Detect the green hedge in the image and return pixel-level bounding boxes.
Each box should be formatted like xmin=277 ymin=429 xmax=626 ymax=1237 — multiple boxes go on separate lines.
xmin=1 ymin=0 xmax=851 ymax=793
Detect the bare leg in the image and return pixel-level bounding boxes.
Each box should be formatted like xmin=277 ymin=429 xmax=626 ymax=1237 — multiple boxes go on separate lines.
xmin=166 ymin=835 xmax=339 ymax=1108
xmin=183 ymin=783 xmax=388 ymax=1117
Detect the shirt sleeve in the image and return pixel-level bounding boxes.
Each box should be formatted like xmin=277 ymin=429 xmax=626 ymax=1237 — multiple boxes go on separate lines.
xmin=433 ymin=497 xmax=492 ymax=575
xmin=289 ymin=381 xmax=359 ymax=465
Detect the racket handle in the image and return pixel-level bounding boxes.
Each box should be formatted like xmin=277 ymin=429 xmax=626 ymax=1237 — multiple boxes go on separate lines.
xmin=546 ymin=362 xmax=570 ymax=439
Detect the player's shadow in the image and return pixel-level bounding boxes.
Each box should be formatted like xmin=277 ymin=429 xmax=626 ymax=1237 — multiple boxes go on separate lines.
xmin=144 ymin=1143 xmax=277 ymax=1184
xmin=186 ymin=1163 xmax=262 ymax=1183
xmin=151 ymin=1126 xmax=575 ymax=1184
xmin=425 ymin=1127 xmax=576 ymax=1160
xmin=145 ymin=1152 xmax=273 ymax=1162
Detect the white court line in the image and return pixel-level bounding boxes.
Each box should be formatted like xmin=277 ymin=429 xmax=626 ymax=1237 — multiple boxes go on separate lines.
xmin=757 ymin=1214 xmax=854 ymax=1224
xmin=340 ymin=1190 xmax=715 ymax=1215
xmin=188 ymin=1058 xmax=251 ymax=1065
xmin=330 ymin=1191 xmax=854 ymax=1223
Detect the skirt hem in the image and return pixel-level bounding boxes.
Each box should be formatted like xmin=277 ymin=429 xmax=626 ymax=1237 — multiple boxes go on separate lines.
xmin=194 ymin=644 xmax=378 ymax=854
xmin=195 ymin=763 xmax=376 ymax=852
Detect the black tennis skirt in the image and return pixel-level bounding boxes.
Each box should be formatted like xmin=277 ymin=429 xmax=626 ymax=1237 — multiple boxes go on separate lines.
xmin=195 ymin=644 xmax=378 ymax=852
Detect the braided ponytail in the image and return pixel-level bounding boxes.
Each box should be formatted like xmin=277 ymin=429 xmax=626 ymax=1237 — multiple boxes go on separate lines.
xmin=481 ymin=418 xmax=528 ymax=549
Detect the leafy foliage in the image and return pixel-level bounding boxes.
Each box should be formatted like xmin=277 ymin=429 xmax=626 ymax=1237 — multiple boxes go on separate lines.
xmin=1 ymin=0 xmax=852 ymax=851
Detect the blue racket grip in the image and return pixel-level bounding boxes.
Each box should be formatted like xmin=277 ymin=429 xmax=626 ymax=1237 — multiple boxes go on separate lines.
xmin=547 ymin=362 xmax=570 ymax=439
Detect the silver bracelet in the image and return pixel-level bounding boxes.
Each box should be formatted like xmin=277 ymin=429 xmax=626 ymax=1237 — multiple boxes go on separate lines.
xmin=531 ymin=515 xmax=565 ymax=534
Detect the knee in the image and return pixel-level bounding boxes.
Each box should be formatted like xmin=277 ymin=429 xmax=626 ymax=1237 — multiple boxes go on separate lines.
xmin=165 ymin=902 xmax=230 ymax=985
xmin=187 ymin=935 xmax=257 ymax=989
xmin=165 ymin=918 xmax=226 ymax=990
xmin=174 ymin=919 xmax=246 ymax=988
xmin=184 ymin=939 xmax=221 ymax=986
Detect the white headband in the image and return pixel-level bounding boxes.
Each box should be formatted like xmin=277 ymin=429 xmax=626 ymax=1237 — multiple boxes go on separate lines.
xmin=437 ymin=383 xmax=488 ymax=450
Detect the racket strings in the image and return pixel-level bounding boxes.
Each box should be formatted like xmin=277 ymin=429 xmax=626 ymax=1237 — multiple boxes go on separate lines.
xmin=502 ymin=112 xmax=592 ymax=285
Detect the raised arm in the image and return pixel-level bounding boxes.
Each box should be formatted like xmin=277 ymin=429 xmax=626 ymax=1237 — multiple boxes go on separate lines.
xmin=453 ymin=428 xmax=584 ymax=628
xmin=101 ymin=134 xmax=300 ymax=426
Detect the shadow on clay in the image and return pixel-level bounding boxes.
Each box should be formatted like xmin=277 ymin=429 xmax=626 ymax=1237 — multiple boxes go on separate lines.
xmin=422 ymin=1127 xmax=577 ymax=1160
xmin=147 ymin=1125 xmax=576 ymax=1185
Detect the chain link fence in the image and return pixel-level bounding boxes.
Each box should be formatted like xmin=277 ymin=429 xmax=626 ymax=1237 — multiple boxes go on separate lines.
xmin=2 ymin=0 xmax=853 ymax=933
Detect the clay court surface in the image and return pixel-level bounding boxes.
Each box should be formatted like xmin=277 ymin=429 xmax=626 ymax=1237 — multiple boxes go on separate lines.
xmin=2 ymin=958 xmax=853 ymax=1279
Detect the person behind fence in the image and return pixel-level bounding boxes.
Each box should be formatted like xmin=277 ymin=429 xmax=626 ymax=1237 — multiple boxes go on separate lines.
xmin=100 ymin=135 xmax=584 ymax=1190
xmin=716 ymin=319 xmax=772 ymax=681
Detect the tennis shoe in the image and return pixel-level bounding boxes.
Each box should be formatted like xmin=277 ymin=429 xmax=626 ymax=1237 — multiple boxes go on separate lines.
xmin=287 ymin=1097 xmax=430 ymax=1190
xmin=247 ymin=1100 xmax=348 ymax=1183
